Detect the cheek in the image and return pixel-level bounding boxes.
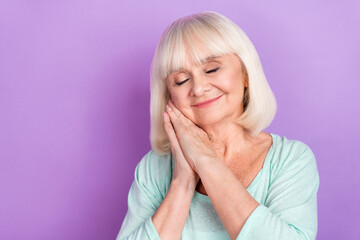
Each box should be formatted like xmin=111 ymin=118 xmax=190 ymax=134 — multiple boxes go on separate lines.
xmin=169 ymin=96 xmax=189 ymax=115
xmin=229 ymin=72 xmax=244 ymax=87
xmin=222 ymin=73 xmax=245 ymax=93
xmin=169 ymin=89 xmax=188 ymax=106
xmin=170 ymin=95 xmax=181 ymax=106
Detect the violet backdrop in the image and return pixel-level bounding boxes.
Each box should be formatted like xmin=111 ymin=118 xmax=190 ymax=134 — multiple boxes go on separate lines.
xmin=1 ymin=0 xmax=359 ymax=239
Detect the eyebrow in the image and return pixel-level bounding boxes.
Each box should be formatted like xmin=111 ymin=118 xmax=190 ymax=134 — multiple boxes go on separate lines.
xmin=200 ymin=55 xmax=222 ymax=64
xmin=169 ymin=55 xmax=222 ymax=76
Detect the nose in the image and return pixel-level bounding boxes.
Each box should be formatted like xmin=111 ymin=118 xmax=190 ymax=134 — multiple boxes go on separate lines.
xmin=190 ymin=75 xmax=211 ymax=97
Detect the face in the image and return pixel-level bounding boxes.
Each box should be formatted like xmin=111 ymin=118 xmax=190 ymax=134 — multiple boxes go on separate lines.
xmin=166 ymin=53 xmax=248 ymax=128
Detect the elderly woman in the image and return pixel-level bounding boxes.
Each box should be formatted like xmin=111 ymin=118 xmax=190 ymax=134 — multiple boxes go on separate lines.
xmin=117 ymin=11 xmax=319 ymax=240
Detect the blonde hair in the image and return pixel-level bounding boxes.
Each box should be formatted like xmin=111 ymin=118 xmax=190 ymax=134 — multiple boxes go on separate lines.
xmin=150 ymin=11 xmax=277 ymax=155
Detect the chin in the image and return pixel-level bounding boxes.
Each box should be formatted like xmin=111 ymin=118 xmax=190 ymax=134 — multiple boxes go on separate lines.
xmin=192 ymin=114 xmax=225 ymax=128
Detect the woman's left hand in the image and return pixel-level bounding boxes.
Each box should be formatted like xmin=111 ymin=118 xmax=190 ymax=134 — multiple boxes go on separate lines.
xmin=165 ymin=99 xmax=219 ymax=172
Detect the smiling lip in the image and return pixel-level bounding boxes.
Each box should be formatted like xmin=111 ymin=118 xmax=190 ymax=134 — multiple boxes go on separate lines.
xmin=193 ymin=95 xmax=224 ymax=108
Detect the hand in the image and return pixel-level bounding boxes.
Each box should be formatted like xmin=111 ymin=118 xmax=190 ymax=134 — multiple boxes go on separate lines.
xmin=163 ymin=110 xmax=199 ymax=185
xmin=165 ymin=99 xmax=219 ymax=173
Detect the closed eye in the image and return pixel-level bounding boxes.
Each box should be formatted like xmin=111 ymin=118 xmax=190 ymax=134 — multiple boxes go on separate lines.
xmin=175 ymin=67 xmax=219 ymax=86
xmin=176 ymin=78 xmax=189 ymax=86
xmin=206 ymin=67 xmax=220 ymax=74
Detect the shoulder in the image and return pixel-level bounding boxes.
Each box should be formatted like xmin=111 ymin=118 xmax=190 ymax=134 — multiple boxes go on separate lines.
xmin=136 ymin=150 xmax=172 ymax=176
xmin=269 ymin=133 xmax=319 ymax=181
xmin=134 ymin=150 xmax=173 ymax=198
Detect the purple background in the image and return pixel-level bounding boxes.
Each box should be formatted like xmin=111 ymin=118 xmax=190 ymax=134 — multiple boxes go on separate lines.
xmin=1 ymin=0 xmax=359 ymax=239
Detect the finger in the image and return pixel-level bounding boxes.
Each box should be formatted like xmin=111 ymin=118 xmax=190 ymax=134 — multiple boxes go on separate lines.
xmin=166 ymin=104 xmax=192 ymax=136
xmin=167 ymin=99 xmax=182 ymax=118
xmin=168 ymin=100 xmax=194 ymax=127
xmin=163 ymin=112 xmax=182 ymax=152
xmin=166 ymin=104 xmax=183 ymax=128
xmin=168 ymin=101 xmax=194 ymax=127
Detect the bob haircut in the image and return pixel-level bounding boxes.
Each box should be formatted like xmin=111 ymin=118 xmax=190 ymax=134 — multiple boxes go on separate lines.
xmin=150 ymin=11 xmax=277 ymax=155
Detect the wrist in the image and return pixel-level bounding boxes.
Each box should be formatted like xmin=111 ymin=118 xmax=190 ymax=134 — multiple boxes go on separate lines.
xmin=171 ymin=175 xmax=198 ymax=192
xmin=196 ymin=154 xmax=219 ymax=176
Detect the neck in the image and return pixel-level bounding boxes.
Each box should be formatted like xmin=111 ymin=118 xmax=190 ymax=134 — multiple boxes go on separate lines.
xmin=201 ymin=121 xmax=259 ymax=162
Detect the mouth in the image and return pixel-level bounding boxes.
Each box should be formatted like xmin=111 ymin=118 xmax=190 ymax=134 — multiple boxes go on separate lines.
xmin=193 ymin=94 xmax=224 ymax=108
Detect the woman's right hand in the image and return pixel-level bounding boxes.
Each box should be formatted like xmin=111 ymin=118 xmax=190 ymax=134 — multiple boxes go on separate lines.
xmin=163 ymin=111 xmax=200 ymax=187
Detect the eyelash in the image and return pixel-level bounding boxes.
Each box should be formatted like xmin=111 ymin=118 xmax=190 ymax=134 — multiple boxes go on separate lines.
xmin=176 ymin=67 xmax=220 ymax=86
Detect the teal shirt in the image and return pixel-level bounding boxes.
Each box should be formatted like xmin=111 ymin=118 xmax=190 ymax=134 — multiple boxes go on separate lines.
xmin=117 ymin=133 xmax=320 ymax=239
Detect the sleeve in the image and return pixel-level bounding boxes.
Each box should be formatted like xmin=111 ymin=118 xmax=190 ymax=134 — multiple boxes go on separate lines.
xmin=116 ymin=151 xmax=169 ymax=240
xmin=236 ymin=142 xmax=320 ymax=240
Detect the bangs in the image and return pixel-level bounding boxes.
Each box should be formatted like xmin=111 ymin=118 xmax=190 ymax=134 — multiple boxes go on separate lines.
xmin=157 ymin=18 xmax=235 ymax=80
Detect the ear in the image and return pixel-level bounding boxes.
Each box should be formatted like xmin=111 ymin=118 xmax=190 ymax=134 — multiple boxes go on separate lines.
xmin=165 ymin=90 xmax=172 ymax=101
xmin=244 ymin=73 xmax=249 ymax=87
